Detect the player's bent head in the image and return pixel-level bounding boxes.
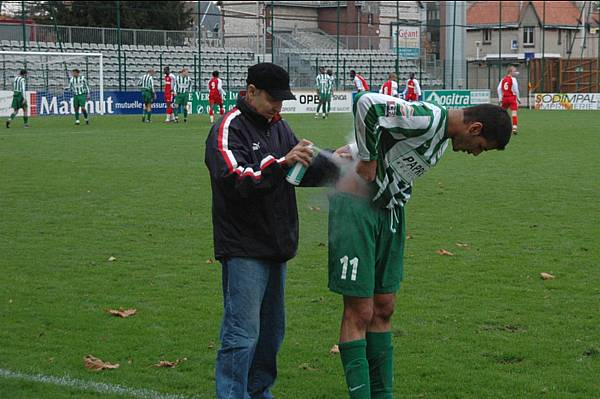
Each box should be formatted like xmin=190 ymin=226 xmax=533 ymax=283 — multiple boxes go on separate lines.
xmin=212 ymin=70 xmax=219 ymax=77
xmin=20 ymin=69 xmax=27 ymax=76
xmin=463 ymin=104 xmax=512 ymax=151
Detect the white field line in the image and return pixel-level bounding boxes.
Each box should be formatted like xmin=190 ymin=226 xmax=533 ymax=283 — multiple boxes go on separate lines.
xmin=0 ymin=368 xmax=198 ymax=399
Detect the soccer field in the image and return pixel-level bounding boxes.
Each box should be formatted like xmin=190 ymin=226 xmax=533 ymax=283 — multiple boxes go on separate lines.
xmin=1 ymin=110 xmax=599 ymax=398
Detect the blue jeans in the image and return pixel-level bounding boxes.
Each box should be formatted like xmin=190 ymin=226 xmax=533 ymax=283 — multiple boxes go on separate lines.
xmin=216 ymin=257 xmax=286 ymax=399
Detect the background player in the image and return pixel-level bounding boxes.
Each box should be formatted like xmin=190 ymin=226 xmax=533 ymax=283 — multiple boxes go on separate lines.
xmin=498 ymin=65 xmax=521 ymax=134
xmin=350 ymin=70 xmax=369 ymax=93
xmin=208 ymin=70 xmax=225 ymax=123
xmin=69 ymin=68 xmax=91 ymax=125
xmin=6 ymin=69 xmax=29 ymax=128
xmin=379 ymin=72 xmax=398 ymax=97
xmin=138 ymin=68 xmax=156 ymax=123
xmin=315 ymin=66 xmax=333 ymax=119
xmin=173 ymin=67 xmax=192 ymax=123
xmin=402 ymin=72 xmax=421 ymax=101
xmin=163 ymin=66 xmax=176 ymax=123
xmin=330 ymin=92 xmax=512 ymax=398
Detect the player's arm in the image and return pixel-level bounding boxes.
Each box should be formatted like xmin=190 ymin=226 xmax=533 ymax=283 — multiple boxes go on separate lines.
xmin=497 ymin=81 xmax=503 ymax=102
xmin=512 ymin=78 xmax=521 ymax=103
xmin=414 ymin=79 xmax=421 ymax=97
xmin=218 ymin=79 xmax=226 ymax=98
xmin=392 ymin=81 xmax=399 ymax=97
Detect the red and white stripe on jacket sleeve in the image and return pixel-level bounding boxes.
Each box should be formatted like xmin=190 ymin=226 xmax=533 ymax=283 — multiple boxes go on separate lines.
xmin=217 ymin=108 xmax=286 ymax=181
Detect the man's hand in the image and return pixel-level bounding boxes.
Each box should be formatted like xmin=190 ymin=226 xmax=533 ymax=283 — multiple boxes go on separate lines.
xmin=285 ymin=139 xmax=314 ymax=167
xmin=334 ymin=144 xmax=353 ymax=160
xmin=355 ymin=160 xmax=377 ymax=182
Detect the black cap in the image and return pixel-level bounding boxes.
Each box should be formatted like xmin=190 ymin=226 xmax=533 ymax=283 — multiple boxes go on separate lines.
xmin=246 ymin=63 xmax=296 ymax=101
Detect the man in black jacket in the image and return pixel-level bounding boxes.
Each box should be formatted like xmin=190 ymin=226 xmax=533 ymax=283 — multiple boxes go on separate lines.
xmin=205 ymin=63 xmax=343 ymax=399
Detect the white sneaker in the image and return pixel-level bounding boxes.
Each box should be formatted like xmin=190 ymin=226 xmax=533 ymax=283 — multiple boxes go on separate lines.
xmin=75 ymin=120 xmax=80 ymax=125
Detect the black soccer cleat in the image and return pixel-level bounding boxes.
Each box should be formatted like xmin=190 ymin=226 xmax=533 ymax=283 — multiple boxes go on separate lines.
xmin=5 ymin=120 xmax=9 ymax=128
xmin=86 ymin=119 xmax=90 ymax=125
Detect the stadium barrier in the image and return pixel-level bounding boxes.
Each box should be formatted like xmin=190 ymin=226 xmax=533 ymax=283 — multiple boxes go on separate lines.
xmin=532 ymin=93 xmax=600 ymax=110
xmin=1 ymin=90 xmax=354 ymax=116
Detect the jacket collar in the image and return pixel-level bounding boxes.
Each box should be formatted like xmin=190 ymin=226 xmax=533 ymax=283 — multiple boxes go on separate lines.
xmin=236 ymin=95 xmax=282 ymax=129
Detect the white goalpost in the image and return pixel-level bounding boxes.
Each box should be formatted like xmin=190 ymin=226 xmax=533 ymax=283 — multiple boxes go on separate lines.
xmin=0 ymin=51 xmax=104 ymax=116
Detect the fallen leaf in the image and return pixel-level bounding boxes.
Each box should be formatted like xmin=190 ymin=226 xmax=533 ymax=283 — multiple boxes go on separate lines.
xmin=205 ymin=259 xmax=214 ymax=264
xmin=298 ymin=362 xmax=318 ymax=371
xmin=455 ymin=242 xmax=468 ymax=248
xmin=318 ymin=242 xmax=326 ymax=247
xmin=154 ymin=359 xmax=183 ymax=368
xmin=107 ymin=256 xmax=117 ymax=262
xmin=309 ymin=206 xmax=321 ymax=212
xmin=8 ymin=299 xmax=12 ymax=304
xmin=84 ymin=355 xmax=119 ymax=371
xmin=107 ymin=308 xmax=137 ymax=318
xmin=540 ymin=272 xmax=555 ymax=280
xmin=436 ymin=249 xmax=454 ymax=256
xmin=406 ymin=234 xmax=412 ymax=240
xmin=330 ymin=344 xmax=340 ymax=354
xmin=208 ymin=341 xmax=215 ymax=349
xmin=48 ymin=357 xmax=54 ymax=363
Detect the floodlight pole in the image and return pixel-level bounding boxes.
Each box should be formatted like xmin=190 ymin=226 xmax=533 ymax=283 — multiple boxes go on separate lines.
xmin=498 ymin=1 xmax=502 ymax=83
xmin=450 ymin=1 xmax=456 ymax=89
xmin=198 ymin=1 xmax=202 ymax=92
xmin=336 ymin=1 xmax=340 ymax=89
xmin=395 ymin=1 xmax=399 ymax=83
xmin=541 ymin=1 xmax=546 ymax=92
xmin=271 ymin=0 xmax=274 ymax=63
xmin=117 ymin=0 xmax=122 ymax=91
xmin=21 ymin=1 xmax=26 ymax=51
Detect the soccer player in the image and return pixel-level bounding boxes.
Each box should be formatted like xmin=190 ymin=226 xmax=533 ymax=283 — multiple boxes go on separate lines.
xmin=498 ymin=65 xmax=521 ymax=134
xmin=350 ymin=70 xmax=369 ymax=93
xmin=6 ymin=69 xmax=29 ymax=128
xmin=379 ymin=73 xmax=398 ymax=97
xmin=163 ymin=66 xmax=176 ymax=123
xmin=138 ymin=68 xmax=156 ymax=123
xmin=330 ymin=92 xmax=512 ymax=398
xmin=69 ymin=68 xmax=91 ymax=125
xmin=315 ymin=66 xmax=333 ymax=119
xmin=208 ymin=70 xmax=225 ymax=123
xmin=173 ymin=67 xmax=192 ymax=123
xmin=402 ymin=72 xmax=421 ymax=101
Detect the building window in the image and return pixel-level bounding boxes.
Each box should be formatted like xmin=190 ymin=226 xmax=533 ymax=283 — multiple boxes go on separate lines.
xmin=368 ymin=13 xmax=373 ymax=26
xmin=482 ymin=29 xmax=492 ymax=44
xmin=523 ymin=27 xmax=534 ymax=46
xmin=557 ymin=29 xmax=562 ymax=45
xmin=566 ymin=30 xmax=572 ymax=53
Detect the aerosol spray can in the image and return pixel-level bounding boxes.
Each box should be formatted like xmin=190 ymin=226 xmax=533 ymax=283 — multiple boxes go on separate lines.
xmin=286 ymin=145 xmax=319 ymax=186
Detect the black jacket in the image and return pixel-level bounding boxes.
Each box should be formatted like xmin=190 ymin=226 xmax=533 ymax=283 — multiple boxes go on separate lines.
xmin=205 ymin=96 xmax=339 ymax=263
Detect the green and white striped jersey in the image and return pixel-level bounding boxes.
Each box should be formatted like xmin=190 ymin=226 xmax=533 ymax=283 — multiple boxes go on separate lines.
xmin=316 ymin=73 xmax=332 ymax=95
xmin=69 ymin=76 xmax=90 ymax=95
xmin=354 ymin=92 xmax=450 ymax=209
xmin=138 ymin=74 xmax=155 ymax=92
xmin=175 ymin=75 xmax=191 ymax=93
xmin=13 ymin=76 xmax=26 ymax=93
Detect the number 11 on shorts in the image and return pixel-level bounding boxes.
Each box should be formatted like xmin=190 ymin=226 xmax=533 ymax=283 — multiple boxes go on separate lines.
xmin=340 ymin=256 xmax=359 ymax=281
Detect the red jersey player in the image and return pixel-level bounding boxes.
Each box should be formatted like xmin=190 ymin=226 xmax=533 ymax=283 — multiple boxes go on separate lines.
xmin=402 ymin=72 xmax=421 ymax=101
xmin=497 ymin=66 xmax=521 ymax=134
xmin=163 ymin=66 xmax=176 ymax=122
xmin=208 ymin=70 xmax=226 ymax=123
xmin=350 ymin=70 xmax=369 ymax=92
xmin=379 ymin=72 xmax=399 ymax=97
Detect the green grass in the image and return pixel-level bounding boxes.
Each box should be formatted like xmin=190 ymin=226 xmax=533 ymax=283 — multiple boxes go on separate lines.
xmin=1 ymin=110 xmax=599 ymax=398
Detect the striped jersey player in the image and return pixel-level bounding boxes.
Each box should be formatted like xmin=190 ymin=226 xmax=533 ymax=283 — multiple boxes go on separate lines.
xmin=173 ymin=67 xmax=192 ymax=123
xmin=138 ymin=68 xmax=156 ymax=123
xmin=315 ymin=66 xmax=334 ymax=118
xmin=6 ymin=69 xmax=29 ymax=128
xmin=328 ymin=91 xmax=513 ymax=399
xmin=69 ymin=68 xmax=91 ymax=125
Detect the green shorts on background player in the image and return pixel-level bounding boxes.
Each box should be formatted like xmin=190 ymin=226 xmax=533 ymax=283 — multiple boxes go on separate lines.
xmin=138 ymin=68 xmax=156 ymax=123
xmin=173 ymin=68 xmax=192 ymax=123
xmin=69 ymin=68 xmax=91 ymax=125
xmin=6 ymin=70 xmax=29 ymax=128
xmin=331 ymin=92 xmax=513 ymax=398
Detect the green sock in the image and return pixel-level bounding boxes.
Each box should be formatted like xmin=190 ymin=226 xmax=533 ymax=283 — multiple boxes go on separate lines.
xmin=23 ymin=116 xmax=28 ymax=124
xmin=366 ymin=332 xmax=393 ymax=399
xmin=9 ymin=112 xmax=16 ymax=121
xmin=147 ymin=110 xmax=151 ymax=121
xmin=75 ymin=110 xmax=79 ymax=121
xmin=339 ymin=339 xmax=371 ymax=399
xmin=183 ymin=108 xmax=188 ymax=119
xmin=316 ymin=103 xmax=322 ymax=113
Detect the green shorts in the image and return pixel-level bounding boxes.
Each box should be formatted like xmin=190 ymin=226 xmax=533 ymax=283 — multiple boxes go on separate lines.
xmin=174 ymin=92 xmax=188 ymax=107
xmin=11 ymin=92 xmax=26 ymax=110
xmin=142 ymin=89 xmax=154 ymax=104
xmin=73 ymin=93 xmax=87 ymax=109
xmin=328 ymin=192 xmax=406 ymax=297
xmin=319 ymin=93 xmax=331 ymax=102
